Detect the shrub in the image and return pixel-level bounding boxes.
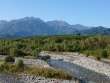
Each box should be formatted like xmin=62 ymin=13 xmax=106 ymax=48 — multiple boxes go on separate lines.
xmin=9 ymin=48 xmax=26 ymax=57
xmin=9 ymin=48 xmax=17 ymax=56
xmin=101 ymin=50 xmax=108 ymax=58
xmin=85 ymin=52 xmax=90 ymax=57
xmin=26 ymin=67 xmax=72 ymax=80
xmin=0 ymin=62 xmax=72 ymax=80
xmin=16 ymin=59 xmax=24 ymax=68
xmin=96 ymin=56 xmax=101 ymax=61
xmin=4 ymin=56 xmax=15 ymax=63
xmin=0 ymin=63 xmax=20 ymax=73
xmin=0 ymin=63 xmax=9 ymax=72
xmin=31 ymin=48 xmax=40 ymax=57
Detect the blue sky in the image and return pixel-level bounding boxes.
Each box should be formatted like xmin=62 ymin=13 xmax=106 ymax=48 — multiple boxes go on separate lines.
xmin=0 ymin=0 xmax=110 ymax=27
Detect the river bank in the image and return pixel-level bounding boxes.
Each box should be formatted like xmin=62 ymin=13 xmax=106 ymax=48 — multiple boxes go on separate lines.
xmin=40 ymin=51 xmax=110 ymax=83
xmin=0 ymin=74 xmax=78 ymax=83
xmin=0 ymin=51 xmax=110 ymax=83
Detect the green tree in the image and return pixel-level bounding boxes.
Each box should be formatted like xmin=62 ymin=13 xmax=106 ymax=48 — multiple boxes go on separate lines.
xmin=16 ymin=59 xmax=24 ymax=68
xmin=101 ymin=50 xmax=108 ymax=58
xmin=31 ymin=48 xmax=40 ymax=57
xmin=4 ymin=56 xmax=15 ymax=63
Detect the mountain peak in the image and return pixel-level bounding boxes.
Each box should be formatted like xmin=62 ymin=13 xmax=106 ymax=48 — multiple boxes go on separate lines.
xmin=10 ymin=17 xmax=44 ymax=23
xmin=72 ymin=24 xmax=89 ymax=30
xmin=21 ymin=17 xmax=41 ymax=21
xmin=0 ymin=17 xmax=108 ymax=38
xmin=47 ymin=20 xmax=70 ymax=26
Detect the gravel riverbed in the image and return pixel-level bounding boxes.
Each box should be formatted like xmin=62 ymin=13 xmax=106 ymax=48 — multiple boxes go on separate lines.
xmin=0 ymin=51 xmax=110 ymax=83
xmin=0 ymin=55 xmax=78 ymax=83
xmin=40 ymin=51 xmax=110 ymax=83
xmin=0 ymin=74 xmax=77 ymax=83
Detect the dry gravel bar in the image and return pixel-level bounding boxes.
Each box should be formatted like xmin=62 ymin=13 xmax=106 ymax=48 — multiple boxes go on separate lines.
xmin=0 ymin=74 xmax=77 ymax=83
xmin=40 ymin=51 xmax=110 ymax=83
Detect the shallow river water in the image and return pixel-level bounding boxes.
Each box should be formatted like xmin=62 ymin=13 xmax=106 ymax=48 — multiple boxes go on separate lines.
xmin=48 ymin=59 xmax=110 ymax=83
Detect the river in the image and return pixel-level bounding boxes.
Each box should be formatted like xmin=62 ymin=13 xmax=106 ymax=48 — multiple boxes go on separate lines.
xmin=48 ymin=59 xmax=110 ymax=83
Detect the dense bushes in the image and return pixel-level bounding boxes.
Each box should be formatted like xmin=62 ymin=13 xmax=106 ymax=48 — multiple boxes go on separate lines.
xmin=10 ymin=48 xmax=26 ymax=57
xmin=16 ymin=59 xmax=24 ymax=68
xmin=96 ymin=56 xmax=101 ymax=61
xmin=0 ymin=35 xmax=110 ymax=59
xmin=4 ymin=56 xmax=15 ymax=63
xmin=0 ymin=63 xmax=18 ymax=73
xmin=101 ymin=50 xmax=108 ymax=58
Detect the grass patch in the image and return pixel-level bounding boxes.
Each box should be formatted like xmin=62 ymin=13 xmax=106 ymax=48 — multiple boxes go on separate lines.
xmin=0 ymin=60 xmax=5 ymax=65
xmin=25 ymin=67 xmax=72 ymax=80
xmin=82 ymin=48 xmax=110 ymax=60
xmin=0 ymin=63 xmax=72 ymax=80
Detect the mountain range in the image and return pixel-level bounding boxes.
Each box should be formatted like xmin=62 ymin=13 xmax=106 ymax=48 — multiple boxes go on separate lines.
xmin=0 ymin=17 xmax=109 ymax=38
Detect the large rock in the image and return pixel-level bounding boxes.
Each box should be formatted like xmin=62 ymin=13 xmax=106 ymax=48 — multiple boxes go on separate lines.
xmin=38 ymin=52 xmax=50 ymax=60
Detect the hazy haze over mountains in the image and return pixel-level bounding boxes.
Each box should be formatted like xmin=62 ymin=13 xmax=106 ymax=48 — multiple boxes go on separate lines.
xmin=0 ymin=17 xmax=109 ymax=38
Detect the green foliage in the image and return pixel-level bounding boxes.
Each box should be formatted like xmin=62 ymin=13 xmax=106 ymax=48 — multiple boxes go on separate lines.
xmin=101 ymin=49 xmax=108 ymax=58
xmin=96 ymin=56 xmax=101 ymax=61
xmin=0 ymin=35 xmax=110 ymax=59
xmin=9 ymin=48 xmax=16 ymax=56
xmin=85 ymin=52 xmax=90 ymax=57
xmin=14 ymin=50 xmax=26 ymax=57
xmin=0 ymin=63 xmax=72 ymax=80
xmin=16 ymin=44 xmax=26 ymax=49
xmin=16 ymin=59 xmax=24 ymax=68
xmin=9 ymin=48 xmax=26 ymax=57
xmin=25 ymin=67 xmax=72 ymax=80
xmin=4 ymin=56 xmax=15 ymax=63
xmin=0 ymin=63 xmax=23 ymax=73
xmin=31 ymin=48 xmax=41 ymax=57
